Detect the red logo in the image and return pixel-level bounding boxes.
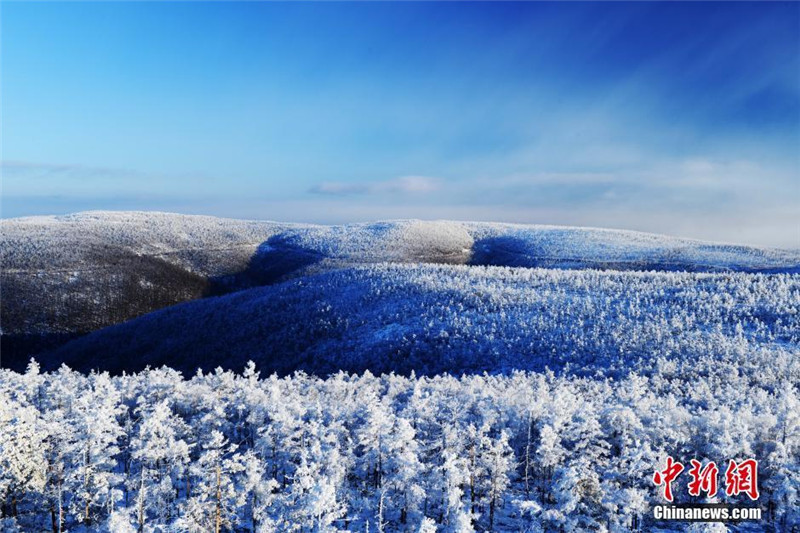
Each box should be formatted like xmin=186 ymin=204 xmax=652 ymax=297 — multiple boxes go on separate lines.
xmin=687 ymin=459 xmax=718 ymax=498
xmin=653 ymin=457 xmax=759 ymax=502
xmin=724 ymin=459 xmax=760 ymax=501
xmin=653 ymin=456 xmax=684 ymax=502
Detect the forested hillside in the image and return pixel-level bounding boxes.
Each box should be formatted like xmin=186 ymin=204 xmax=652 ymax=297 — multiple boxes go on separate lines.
xmin=3 ymin=212 xmax=796 ymax=340
xmin=50 ymin=264 xmax=799 ymax=378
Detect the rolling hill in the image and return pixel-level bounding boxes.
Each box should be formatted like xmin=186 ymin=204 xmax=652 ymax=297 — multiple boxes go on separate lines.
xmin=2 ymin=211 xmax=798 ymax=372
xmin=49 ymin=263 xmax=800 ymax=378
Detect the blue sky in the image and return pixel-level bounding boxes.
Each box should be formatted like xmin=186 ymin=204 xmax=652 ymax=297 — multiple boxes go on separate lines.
xmin=2 ymin=1 xmax=798 ymax=247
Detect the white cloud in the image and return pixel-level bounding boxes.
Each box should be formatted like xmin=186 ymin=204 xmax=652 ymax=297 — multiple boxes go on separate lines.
xmin=0 ymin=160 xmax=130 ymax=179
xmin=309 ymin=182 xmax=369 ymax=195
xmin=383 ymin=175 xmax=440 ymax=193
xmin=310 ymin=175 xmax=441 ymax=196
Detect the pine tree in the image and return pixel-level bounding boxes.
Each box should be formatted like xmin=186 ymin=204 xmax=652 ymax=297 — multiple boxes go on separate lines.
xmin=177 ymin=430 xmax=245 ymax=533
xmin=129 ymin=399 xmax=191 ymax=531
xmin=63 ymin=372 xmax=124 ymax=526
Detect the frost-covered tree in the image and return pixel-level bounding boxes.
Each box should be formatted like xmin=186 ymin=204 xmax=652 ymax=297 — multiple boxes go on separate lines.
xmin=129 ymin=399 xmax=191 ymax=531
xmin=63 ymin=372 xmax=124 ymax=526
xmin=0 ymin=392 xmax=46 ymax=519
xmin=283 ymin=420 xmax=346 ymax=532
xmin=0 ymin=358 xmax=798 ymax=532
xmin=239 ymin=449 xmax=280 ymax=533
xmin=176 ymin=430 xmax=245 ymax=533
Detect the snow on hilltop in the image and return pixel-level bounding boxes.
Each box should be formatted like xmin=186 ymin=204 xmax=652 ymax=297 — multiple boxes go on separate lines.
xmin=3 ymin=211 xmax=797 ymax=274
xmin=2 ymin=211 xmax=798 ymax=367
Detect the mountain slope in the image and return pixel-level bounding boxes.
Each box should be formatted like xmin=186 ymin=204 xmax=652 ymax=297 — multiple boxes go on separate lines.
xmin=51 ymin=263 xmax=800 ymax=378
xmin=3 ymin=211 xmax=797 ymax=336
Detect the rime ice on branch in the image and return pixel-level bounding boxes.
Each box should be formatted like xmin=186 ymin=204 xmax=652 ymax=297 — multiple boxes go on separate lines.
xmin=0 ymin=362 xmax=798 ymax=532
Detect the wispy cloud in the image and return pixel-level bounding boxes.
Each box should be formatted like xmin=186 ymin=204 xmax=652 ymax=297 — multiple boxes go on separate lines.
xmin=0 ymin=160 xmax=139 ymax=180
xmin=1 ymin=160 xmax=220 ymax=201
xmin=310 ymin=175 xmax=441 ymax=196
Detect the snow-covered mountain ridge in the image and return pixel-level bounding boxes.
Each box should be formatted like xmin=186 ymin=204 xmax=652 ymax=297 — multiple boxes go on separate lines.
xmin=4 ymin=211 xmax=798 ymax=275
xmin=3 ymin=211 xmax=798 ymax=371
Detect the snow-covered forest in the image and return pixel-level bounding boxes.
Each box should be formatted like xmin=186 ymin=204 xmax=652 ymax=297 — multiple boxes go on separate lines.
xmin=1 ymin=360 xmax=798 ymax=533
xmin=4 ymin=213 xmax=797 ymax=347
xmin=49 ymin=264 xmax=800 ymax=378
xmin=2 ymin=215 xmax=799 ymax=532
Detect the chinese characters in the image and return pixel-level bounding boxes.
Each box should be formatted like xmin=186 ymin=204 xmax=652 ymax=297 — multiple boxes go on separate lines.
xmin=653 ymin=457 xmax=759 ymax=502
